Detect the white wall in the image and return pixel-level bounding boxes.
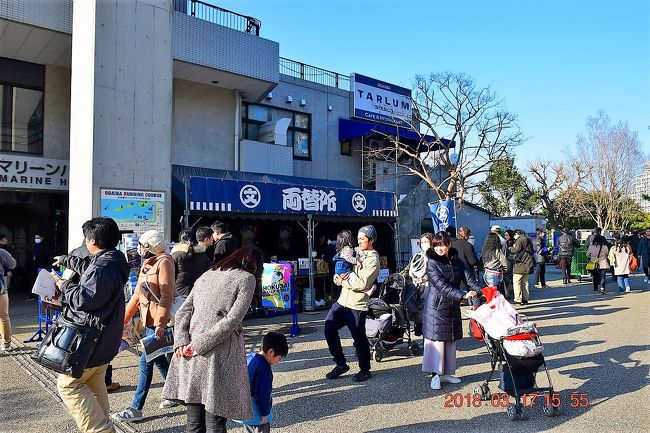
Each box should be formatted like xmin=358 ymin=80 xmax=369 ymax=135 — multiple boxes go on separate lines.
xmin=171 ymin=78 xmax=235 ymax=169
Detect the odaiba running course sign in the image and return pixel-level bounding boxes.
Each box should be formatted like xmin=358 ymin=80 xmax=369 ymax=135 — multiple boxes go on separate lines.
xmin=351 ymin=73 xmax=413 ymax=127
xmin=188 ymin=177 xmax=397 ymax=218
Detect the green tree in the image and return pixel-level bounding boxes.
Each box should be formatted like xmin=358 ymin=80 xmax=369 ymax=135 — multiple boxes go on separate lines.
xmin=478 ymin=157 xmax=535 ymax=216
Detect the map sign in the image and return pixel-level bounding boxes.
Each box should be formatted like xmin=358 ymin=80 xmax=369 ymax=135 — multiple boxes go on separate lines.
xmin=100 ymin=189 xmax=165 ymax=236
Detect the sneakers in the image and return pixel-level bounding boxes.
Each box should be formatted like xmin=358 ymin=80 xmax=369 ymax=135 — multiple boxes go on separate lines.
xmin=112 ymin=408 xmax=143 ymax=422
xmin=325 ymin=364 xmax=350 ymax=379
xmin=159 ymin=399 xmax=178 ymax=409
xmin=1 ymin=343 xmax=11 ymax=352
xmin=430 ymin=374 xmax=441 ymax=390
xmin=314 ymin=299 xmax=326 ymax=307
xmin=106 ymin=382 xmax=120 ymax=392
xmin=625 ymin=287 xmax=631 ymax=293
xmin=352 ymin=370 xmax=372 ymax=382
xmin=440 ymin=374 xmax=461 ymax=384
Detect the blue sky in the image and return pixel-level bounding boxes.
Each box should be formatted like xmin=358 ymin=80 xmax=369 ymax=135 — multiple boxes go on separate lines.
xmin=213 ymin=0 xmax=649 ymax=165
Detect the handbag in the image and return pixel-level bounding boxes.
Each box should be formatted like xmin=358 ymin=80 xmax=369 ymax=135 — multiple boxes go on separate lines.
xmin=629 ymin=253 xmax=639 ymax=271
xmin=31 ymin=313 xmax=104 ymax=378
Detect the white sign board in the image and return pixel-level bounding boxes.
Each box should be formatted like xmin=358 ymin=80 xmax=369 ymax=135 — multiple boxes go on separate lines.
xmin=0 ymin=154 xmax=69 ymax=190
xmin=351 ymin=73 xmax=412 ymax=127
xmin=100 ymin=189 xmax=165 ymax=236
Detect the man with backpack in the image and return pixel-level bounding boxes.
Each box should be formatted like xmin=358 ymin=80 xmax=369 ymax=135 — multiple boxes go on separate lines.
xmin=558 ymin=228 xmax=580 ymax=285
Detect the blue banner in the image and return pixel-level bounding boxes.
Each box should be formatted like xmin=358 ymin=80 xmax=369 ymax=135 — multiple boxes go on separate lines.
xmin=189 ymin=177 xmax=397 ymax=218
xmin=429 ymin=200 xmax=456 ymax=233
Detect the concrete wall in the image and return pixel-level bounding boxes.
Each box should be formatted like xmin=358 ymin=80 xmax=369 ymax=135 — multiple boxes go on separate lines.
xmin=171 ymin=78 xmax=235 ymax=169
xmin=43 ymin=65 xmax=71 ymax=160
xmin=68 ymin=0 xmax=173 ymax=246
xmin=267 ymin=75 xmax=362 ymax=187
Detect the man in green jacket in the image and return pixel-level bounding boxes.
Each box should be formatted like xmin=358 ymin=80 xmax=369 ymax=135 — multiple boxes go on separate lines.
xmin=324 ymin=226 xmax=380 ymax=382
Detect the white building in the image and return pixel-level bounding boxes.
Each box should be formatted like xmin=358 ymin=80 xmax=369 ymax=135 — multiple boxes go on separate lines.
xmin=0 ymin=0 xmax=450 ymax=274
xmin=632 ymin=162 xmax=650 ymax=212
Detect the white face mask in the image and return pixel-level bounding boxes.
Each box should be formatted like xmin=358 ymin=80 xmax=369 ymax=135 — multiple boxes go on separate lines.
xmin=34 ymin=238 xmax=42 ymax=244
xmin=420 ymin=242 xmax=431 ymax=251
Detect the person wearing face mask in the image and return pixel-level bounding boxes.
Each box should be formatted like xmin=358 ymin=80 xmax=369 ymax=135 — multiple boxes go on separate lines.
xmin=28 ymin=233 xmax=53 ymax=300
xmin=407 ymin=233 xmax=434 ymax=339
xmin=113 ymin=230 xmax=177 ymax=422
xmin=422 ymin=232 xmax=480 ymax=390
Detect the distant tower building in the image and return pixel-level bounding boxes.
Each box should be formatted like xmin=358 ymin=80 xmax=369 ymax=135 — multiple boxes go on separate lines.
xmin=633 ymin=163 xmax=650 ymax=212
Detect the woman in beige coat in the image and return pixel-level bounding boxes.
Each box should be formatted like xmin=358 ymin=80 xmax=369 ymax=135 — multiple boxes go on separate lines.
xmin=162 ymin=246 xmax=263 ymax=433
xmin=586 ymin=235 xmax=610 ymax=294
xmin=610 ymin=240 xmax=632 ymax=293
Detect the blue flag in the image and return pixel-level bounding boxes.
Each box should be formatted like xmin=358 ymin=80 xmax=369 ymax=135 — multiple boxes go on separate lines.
xmin=429 ymin=200 xmax=456 ymax=234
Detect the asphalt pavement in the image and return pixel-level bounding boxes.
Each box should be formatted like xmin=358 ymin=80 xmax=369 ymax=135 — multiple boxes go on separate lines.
xmin=1 ymin=267 xmax=649 ymax=433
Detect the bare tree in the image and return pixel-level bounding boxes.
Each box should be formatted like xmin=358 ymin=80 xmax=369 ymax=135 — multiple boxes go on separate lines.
xmin=363 ymin=72 xmax=523 ymax=201
xmin=565 ymin=110 xmax=646 ymax=230
xmin=526 ymin=159 xmax=587 ymax=227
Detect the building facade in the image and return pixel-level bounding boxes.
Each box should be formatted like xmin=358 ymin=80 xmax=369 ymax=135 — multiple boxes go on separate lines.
xmin=632 ymin=162 xmax=650 ymax=213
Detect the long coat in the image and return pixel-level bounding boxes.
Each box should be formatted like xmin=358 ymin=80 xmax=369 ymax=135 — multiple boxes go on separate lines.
xmin=162 ymin=268 xmax=256 ymax=420
xmin=422 ymin=249 xmax=481 ymax=342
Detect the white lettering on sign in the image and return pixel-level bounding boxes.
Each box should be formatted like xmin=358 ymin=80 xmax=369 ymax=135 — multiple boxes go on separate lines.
xmin=0 ymin=155 xmax=69 ymax=191
xmin=351 ymin=74 xmax=412 ymax=127
xmin=282 ymin=188 xmax=337 ymax=212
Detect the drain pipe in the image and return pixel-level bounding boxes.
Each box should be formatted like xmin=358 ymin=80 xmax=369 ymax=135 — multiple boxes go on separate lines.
xmin=234 ymin=90 xmax=241 ymax=170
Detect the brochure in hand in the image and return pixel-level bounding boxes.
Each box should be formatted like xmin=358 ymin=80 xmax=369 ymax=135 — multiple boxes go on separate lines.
xmin=140 ymin=328 xmax=174 ymax=362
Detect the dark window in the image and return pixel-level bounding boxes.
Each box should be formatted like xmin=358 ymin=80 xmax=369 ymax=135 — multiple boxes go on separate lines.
xmin=340 ymin=139 xmax=351 ymax=156
xmin=0 ymin=57 xmax=44 ymax=154
xmin=241 ymin=102 xmax=311 ymax=160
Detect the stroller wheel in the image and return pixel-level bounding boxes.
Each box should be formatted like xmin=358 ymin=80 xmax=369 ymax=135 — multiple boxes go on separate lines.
xmin=373 ymin=351 xmax=383 ymax=362
xmin=507 ymin=404 xmax=526 ymax=421
xmin=474 ymin=384 xmax=491 ymax=401
xmin=543 ymin=404 xmax=560 ymax=417
xmin=408 ymin=343 xmax=421 ymax=356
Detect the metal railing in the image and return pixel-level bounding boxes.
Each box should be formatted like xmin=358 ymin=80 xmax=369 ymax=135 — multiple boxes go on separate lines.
xmin=280 ymin=57 xmax=350 ymax=91
xmin=173 ymin=0 xmax=261 ymax=36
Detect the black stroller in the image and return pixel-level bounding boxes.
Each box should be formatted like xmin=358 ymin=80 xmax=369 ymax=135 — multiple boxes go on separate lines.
xmin=365 ymin=274 xmax=421 ymax=361
xmin=468 ymin=289 xmax=558 ymax=421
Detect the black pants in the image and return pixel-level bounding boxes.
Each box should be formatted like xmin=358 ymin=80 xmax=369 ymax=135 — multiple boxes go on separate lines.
xmin=324 ymin=302 xmax=371 ymax=372
xmin=591 ymin=269 xmax=606 ymax=291
xmin=104 ymin=364 xmax=113 ymax=386
xmin=534 ymin=263 xmax=546 ymax=286
xmin=560 ymin=256 xmax=572 ymax=282
xmin=186 ymin=404 xmax=227 ymax=433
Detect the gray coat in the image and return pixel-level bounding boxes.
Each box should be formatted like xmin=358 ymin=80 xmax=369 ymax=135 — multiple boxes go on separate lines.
xmin=162 ymin=268 xmax=255 ymax=420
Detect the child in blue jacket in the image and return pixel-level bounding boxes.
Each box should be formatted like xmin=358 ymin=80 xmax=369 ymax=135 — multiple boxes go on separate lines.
xmin=240 ymin=331 xmax=289 ymax=432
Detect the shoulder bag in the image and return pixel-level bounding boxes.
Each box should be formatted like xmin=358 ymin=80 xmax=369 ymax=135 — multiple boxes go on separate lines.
xmin=31 ymin=310 xmax=105 ymax=378
xmin=585 ymin=245 xmax=602 ymax=271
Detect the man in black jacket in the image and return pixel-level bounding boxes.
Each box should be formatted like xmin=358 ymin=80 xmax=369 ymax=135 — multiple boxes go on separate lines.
xmin=53 ymin=217 xmax=128 ymax=433
xmin=211 ymin=221 xmax=237 ymax=263
xmin=452 ymin=226 xmax=479 ymax=280
xmin=533 ymin=228 xmax=548 ymax=288
xmin=558 ymin=227 xmax=580 ymax=284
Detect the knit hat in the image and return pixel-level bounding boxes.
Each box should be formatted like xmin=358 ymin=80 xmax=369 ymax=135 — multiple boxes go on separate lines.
xmin=358 ymin=225 xmax=377 ymax=242
xmin=139 ymin=230 xmax=165 ymax=254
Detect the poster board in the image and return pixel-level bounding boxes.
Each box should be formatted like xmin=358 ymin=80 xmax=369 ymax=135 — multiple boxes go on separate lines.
xmin=261 ymin=263 xmax=292 ymax=309
xmin=100 ymin=189 xmax=165 ymax=237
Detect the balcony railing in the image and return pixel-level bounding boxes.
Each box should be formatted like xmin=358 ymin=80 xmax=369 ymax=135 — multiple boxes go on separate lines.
xmin=280 ymin=57 xmax=350 ymax=91
xmin=173 ymin=0 xmax=261 ymax=36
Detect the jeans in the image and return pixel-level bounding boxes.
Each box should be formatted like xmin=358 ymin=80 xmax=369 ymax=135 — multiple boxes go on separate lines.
xmin=131 ymin=328 xmax=169 ymax=410
xmin=617 ymin=274 xmax=630 ymax=292
xmin=483 ymin=270 xmax=501 ymax=287
xmin=186 ymin=403 xmax=227 ymax=433
xmin=534 ymin=263 xmax=546 ymax=286
xmin=58 ymin=363 xmax=114 ymax=433
xmin=324 ymin=302 xmax=371 ymax=372
xmin=560 ymin=256 xmax=572 ymax=282
xmin=591 ymin=269 xmax=606 ymax=291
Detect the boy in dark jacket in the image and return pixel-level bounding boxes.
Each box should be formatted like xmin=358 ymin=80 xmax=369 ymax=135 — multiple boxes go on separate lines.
xmin=240 ymin=331 xmax=289 ymax=433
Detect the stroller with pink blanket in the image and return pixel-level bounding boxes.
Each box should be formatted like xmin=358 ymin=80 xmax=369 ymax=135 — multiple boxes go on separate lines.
xmin=465 ymin=289 xmax=558 ymax=420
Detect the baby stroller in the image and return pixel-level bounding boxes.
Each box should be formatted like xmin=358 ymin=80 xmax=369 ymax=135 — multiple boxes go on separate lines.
xmin=465 ymin=287 xmax=558 ymax=421
xmin=365 ymin=274 xmax=421 ymax=362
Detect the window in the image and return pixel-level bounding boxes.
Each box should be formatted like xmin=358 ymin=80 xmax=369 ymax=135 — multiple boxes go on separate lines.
xmin=0 ymin=57 xmax=44 ymax=154
xmin=241 ymin=102 xmax=311 ymax=160
xmin=340 ymin=139 xmax=351 ymax=156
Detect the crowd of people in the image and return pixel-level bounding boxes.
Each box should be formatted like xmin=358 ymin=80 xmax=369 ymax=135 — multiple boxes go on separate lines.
xmin=1 ymin=221 xmax=649 ymax=433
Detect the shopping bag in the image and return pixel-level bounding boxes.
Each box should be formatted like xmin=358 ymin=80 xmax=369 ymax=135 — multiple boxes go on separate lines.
xmin=31 ymin=269 xmax=57 ymax=297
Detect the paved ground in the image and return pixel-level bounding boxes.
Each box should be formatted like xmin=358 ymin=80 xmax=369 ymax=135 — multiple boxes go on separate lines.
xmin=1 ymin=267 xmax=649 ymax=433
